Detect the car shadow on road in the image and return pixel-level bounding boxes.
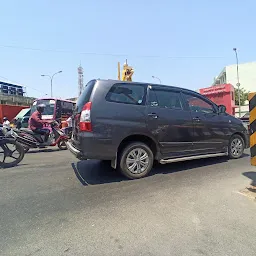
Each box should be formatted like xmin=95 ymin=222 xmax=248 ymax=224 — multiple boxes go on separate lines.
xmin=72 ymin=153 xmax=249 ymax=186
xmin=243 ymin=171 xmax=256 ymax=189
xmin=72 ymin=161 xmax=123 ymax=186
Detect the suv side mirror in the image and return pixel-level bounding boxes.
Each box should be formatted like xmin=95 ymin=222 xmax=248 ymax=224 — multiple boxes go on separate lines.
xmin=218 ymin=105 xmax=226 ymax=114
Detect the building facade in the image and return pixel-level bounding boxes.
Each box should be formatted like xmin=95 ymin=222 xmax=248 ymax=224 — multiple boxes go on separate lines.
xmin=0 ymin=80 xmax=34 ymax=105
xmin=213 ymin=61 xmax=256 ymax=93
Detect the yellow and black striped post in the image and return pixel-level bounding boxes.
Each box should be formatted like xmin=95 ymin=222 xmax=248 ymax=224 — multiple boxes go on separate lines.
xmin=249 ymin=92 xmax=256 ymax=166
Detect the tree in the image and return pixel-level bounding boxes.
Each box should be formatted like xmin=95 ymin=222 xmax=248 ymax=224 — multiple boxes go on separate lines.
xmin=235 ymin=87 xmax=249 ymax=106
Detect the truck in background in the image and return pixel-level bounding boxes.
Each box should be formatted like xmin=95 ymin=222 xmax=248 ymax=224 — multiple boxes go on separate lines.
xmin=199 ymin=84 xmax=249 ymax=130
xmin=0 ymin=104 xmax=29 ymax=123
xmin=199 ymin=84 xmax=236 ymax=116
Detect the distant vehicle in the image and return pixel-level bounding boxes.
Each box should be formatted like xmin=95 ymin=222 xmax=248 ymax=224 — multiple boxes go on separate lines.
xmin=0 ymin=104 xmax=29 ymax=123
xmin=30 ymin=98 xmax=75 ymax=126
xmin=67 ymin=79 xmax=249 ymax=179
xmin=240 ymin=112 xmax=249 ymax=121
xmin=13 ymin=121 xmax=69 ymax=152
xmin=239 ymin=112 xmax=250 ymax=130
xmin=12 ymin=108 xmax=31 ymax=128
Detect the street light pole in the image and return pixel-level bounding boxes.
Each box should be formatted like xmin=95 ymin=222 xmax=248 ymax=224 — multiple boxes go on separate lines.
xmin=41 ymin=71 xmax=62 ymax=97
xmin=152 ymin=75 xmax=161 ymax=84
xmin=233 ymin=48 xmax=241 ymax=117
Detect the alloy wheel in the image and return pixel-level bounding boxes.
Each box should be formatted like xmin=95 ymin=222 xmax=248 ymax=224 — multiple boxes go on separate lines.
xmin=231 ymin=138 xmax=243 ymax=157
xmin=125 ymin=148 xmax=149 ymax=174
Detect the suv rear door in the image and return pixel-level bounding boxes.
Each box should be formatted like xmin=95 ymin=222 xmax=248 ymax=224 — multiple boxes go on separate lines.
xmin=146 ymin=86 xmax=194 ymax=158
xmin=72 ymin=80 xmax=95 ymax=148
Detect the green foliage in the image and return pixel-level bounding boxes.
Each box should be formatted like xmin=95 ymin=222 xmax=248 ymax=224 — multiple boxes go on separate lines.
xmin=235 ymin=87 xmax=249 ymax=105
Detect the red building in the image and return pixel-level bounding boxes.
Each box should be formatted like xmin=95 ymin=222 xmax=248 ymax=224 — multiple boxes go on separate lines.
xmin=199 ymin=84 xmax=236 ymax=115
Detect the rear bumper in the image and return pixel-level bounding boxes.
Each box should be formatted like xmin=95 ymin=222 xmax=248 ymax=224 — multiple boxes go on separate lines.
xmin=68 ymin=132 xmax=117 ymax=160
xmin=67 ymin=141 xmax=87 ymax=160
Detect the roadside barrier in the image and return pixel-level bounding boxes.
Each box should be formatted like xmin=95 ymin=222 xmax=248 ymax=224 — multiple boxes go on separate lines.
xmin=249 ymin=92 xmax=256 ymax=166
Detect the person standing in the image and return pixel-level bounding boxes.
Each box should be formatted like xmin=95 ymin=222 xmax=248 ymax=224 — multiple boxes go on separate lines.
xmin=64 ymin=115 xmax=73 ymax=138
xmin=66 ymin=115 xmax=72 ymax=128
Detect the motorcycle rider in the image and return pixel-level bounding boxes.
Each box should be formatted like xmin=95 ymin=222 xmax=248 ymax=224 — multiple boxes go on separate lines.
xmin=29 ymin=104 xmax=50 ymax=142
xmin=3 ymin=117 xmax=11 ymax=129
xmin=64 ymin=114 xmax=73 ymax=137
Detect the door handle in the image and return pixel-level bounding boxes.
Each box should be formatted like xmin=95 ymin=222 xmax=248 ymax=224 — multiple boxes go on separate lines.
xmin=193 ymin=117 xmax=201 ymax=122
xmin=148 ymin=113 xmax=158 ymax=119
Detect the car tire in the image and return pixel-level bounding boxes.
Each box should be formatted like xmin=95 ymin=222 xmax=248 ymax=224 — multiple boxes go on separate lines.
xmin=228 ymin=134 xmax=245 ymax=159
xmin=119 ymin=142 xmax=154 ymax=179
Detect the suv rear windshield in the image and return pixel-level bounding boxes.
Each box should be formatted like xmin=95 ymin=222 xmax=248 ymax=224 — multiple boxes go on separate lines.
xmin=76 ymin=80 xmax=95 ymax=113
xmin=106 ymin=83 xmax=147 ymax=105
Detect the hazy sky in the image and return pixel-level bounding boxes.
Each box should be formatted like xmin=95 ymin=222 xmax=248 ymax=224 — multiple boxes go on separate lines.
xmin=1 ymin=0 xmax=256 ymax=99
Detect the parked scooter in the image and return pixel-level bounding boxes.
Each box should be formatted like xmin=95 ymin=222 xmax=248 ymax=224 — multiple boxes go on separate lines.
xmin=14 ymin=121 xmax=69 ymax=152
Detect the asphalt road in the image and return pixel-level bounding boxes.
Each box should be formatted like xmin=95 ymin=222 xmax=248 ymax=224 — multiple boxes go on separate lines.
xmin=0 ymin=149 xmax=256 ymax=256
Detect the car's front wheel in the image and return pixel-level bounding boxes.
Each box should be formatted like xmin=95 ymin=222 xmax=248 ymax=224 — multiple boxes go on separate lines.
xmin=119 ymin=142 xmax=154 ymax=179
xmin=228 ymin=134 xmax=245 ymax=159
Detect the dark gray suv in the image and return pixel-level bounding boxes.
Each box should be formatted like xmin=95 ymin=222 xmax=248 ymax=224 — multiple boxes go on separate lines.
xmin=67 ymin=79 xmax=249 ymax=179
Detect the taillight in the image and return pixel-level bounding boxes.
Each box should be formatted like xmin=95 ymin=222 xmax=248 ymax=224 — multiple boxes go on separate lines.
xmin=79 ymin=102 xmax=92 ymax=132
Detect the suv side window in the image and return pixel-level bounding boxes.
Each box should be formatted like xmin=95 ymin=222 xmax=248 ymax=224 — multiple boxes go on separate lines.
xmin=183 ymin=93 xmax=215 ymax=114
xmin=106 ymin=83 xmax=146 ymax=105
xmin=148 ymin=88 xmax=182 ymax=110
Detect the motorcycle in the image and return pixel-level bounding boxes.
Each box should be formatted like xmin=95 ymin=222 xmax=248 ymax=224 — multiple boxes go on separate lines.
xmin=62 ymin=126 xmax=72 ymax=139
xmin=0 ymin=127 xmax=25 ymax=168
xmin=13 ymin=121 xmax=69 ymax=152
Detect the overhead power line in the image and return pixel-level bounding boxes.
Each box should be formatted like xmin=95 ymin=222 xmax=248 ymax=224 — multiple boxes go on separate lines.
xmin=0 ymin=75 xmax=46 ymax=94
xmin=0 ymin=44 xmax=224 ymax=59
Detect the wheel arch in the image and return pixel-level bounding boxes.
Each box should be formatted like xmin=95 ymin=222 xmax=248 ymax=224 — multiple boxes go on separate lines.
xmin=231 ymin=132 xmax=246 ymax=144
xmin=117 ymin=134 xmax=159 ymax=159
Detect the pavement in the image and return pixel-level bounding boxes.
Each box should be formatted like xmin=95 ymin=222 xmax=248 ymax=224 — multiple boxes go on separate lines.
xmin=0 ymin=148 xmax=256 ymax=256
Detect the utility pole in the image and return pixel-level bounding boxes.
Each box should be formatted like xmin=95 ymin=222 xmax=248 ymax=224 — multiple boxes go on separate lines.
xmin=118 ymin=62 xmax=121 ymax=80
xmin=233 ymin=48 xmax=241 ymax=117
xmin=78 ymin=64 xmax=84 ymax=96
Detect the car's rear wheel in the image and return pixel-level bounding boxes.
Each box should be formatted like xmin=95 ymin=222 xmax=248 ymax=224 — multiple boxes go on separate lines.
xmin=119 ymin=142 xmax=153 ymax=179
xmin=228 ymin=134 xmax=245 ymax=159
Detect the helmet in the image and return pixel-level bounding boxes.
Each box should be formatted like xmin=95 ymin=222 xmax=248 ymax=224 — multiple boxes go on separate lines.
xmin=3 ymin=117 xmax=7 ymax=121
xmin=37 ymin=104 xmax=46 ymax=113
